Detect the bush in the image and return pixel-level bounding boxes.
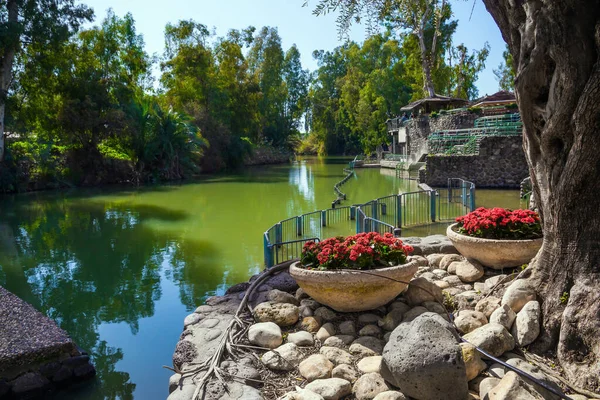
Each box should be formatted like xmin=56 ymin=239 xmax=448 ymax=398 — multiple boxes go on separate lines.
xmin=300 ymin=232 xmax=414 ymax=270
xmin=430 ymin=111 xmax=439 ymax=118
xmin=468 ymin=107 xmax=483 ymax=114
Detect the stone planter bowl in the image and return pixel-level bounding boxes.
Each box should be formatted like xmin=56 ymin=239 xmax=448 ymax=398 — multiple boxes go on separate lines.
xmin=289 ymin=260 xmax=418 ymax=312
xmin=446 ymin=223 xmax=543 ymax=269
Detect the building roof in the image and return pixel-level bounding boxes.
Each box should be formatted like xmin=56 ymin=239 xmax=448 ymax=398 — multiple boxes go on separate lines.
xmin=470 ymin=91 xmax=516 ymax=107
xmin=400 ymin=95 xmax=469 ymax=113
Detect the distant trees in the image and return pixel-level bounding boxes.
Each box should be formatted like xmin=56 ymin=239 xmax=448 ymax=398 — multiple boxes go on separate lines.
xmin=493 ymin=45 xmax=515 ymax=92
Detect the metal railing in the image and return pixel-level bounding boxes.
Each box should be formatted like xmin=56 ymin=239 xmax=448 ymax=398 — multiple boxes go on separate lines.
xmin=263 ymin=177 xmax=476 ymax=267
xmin=332 ymin=164 xmax=355 ymax=207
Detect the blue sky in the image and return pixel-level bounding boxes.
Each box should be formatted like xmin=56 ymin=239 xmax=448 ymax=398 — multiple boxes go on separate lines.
xmin=82 ymin=0 xmax=506 ymax=97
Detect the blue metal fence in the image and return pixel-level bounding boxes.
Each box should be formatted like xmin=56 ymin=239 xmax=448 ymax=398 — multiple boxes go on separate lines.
xmin=263 ymin=177 xmax=476 ymax=267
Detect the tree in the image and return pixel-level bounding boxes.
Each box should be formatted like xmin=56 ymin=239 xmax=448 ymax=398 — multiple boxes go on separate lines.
xmin=493 ymin=45 xmax=515 ymax=92
xmin=448 ymin=43 xmax=489 ymax=100
xmin=0 ymin=0 xmax=93 ymax=162
xmin=309 ymin=0 xmax=600 ymax=391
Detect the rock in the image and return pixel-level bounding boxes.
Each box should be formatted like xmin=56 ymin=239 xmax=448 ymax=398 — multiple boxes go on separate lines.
xmin=408 ymin=255 xmax=429 ymax=266
xmin=305 ymin=378 xmax=352 ymax=400
xmin=359 ymin=324 xmax=382 ymax=337
xmin=300 ymin=317 xmax=322 ymax=333
xmin=490 ymin=304 xmax=517 ymax=330
xmin=455 ymin=310 xmax=488 ymax=334
xmin=440 ymin=254 xmax=465 ymax=270
xmin=320 ymin=346 xmax=354 ymax=365
xmin=419 ymin=272 xmax=438 ymax=282
xmin=460 ymin=343 xmax=488 ymax=381
xmin=379 ymin=309 xmax=405 ymax=331
xmin=434 ymin=280 xmax=450 ymax=289
xmin=485 ymin=275 xmax=508 ymax=290
xmin=299 ymin=354 xmax=334 ymax=382
xmin=402 ymin=306 xmax=428 ymax=322
xmin=487 ymin=371 xmax=544 ymax=399
xmin=261 ymin=343 xmax=302 ymax=371
xmin=358 ymin=313 xmax=383 ymax=325
xmin=324 ymin=335 xmax=355 ymax=347
xmin=281 ymin=387 xmax=325 ymax=400
xmin=455 ymin=291 xmax=483 ymax=311
xmin=427 ymin=253 xmax=446 ymax=268
xmin=432 ymin=268 xmax=449 ymax=278
xmin=301 ymin=299 xmax=321 ymax=310
xmin=373 ymin=391 xmax=408 ymax=400
xmin=501 ymin=280 xmax=537 ymax=313
xmin=268 ymin=289 xmax=300 ymax=305
xmin=488 ymin=363 xmax=505 ymax=379
xmin=474 ymin=282 xmax=488 ymax=293
xmin=300 ymin=305 xmax=314 ymax=317
xmin=169 ymin=373 xmax=182 ymax=393
xmin=184 ymin=313 xmax=202 ymax=327
xmin=316 ymin=322 xmax=336 ymax=341
xmin=332 ymin=364 xmax=359 ymax=382
xmin=443 ymin=274 xmax=465 ymax=287
xmin=511 ymin=301 xmax=540 ymax=346
xmin=381 ymin=312 xmax=467 ymax=400
xmin=475 ymin=297 xmax=502 ymax=318
xmin=383 ymin=332 xmax=391 ymax=342
xmin=447 ymin=261 xmax=459 ymax=275
xmin=388 ymin=301 xmax=411 ymax=314
xmin=479 ymin=377 xmax=501 ymax=399
xmin=404 ymin=277 xmax=444 ymax=306
xmin=462 ymin=323 xmax=515 ymax=357
xmin=314 ymin=307 xmax=338 ymax=322
xmin=296 ymin=287 xmax=310 ymax=300
xmin=423 ymin=301 xmax=447 ymax=315
xmin=11 ymin=372 xmax=50 ymax=396
xmin=455 ymin=260 xmax=485 ymax=282
xmin=504 ymin=357 xmax=563 ymax=399
xmin=567 ymin=395 xmax=588 ymax=400
xmin=219 ymin=382 xmax=264 ymax=400
xmin=357 ymin=356 xmax=383 ymax=373
xmin=339 ymin=320 xmax=356 ymax=336
xmin=254 ymin=302 xmax=299 ymax=327
xmin=288 ymin=331 xmax=315 ymax=346
xmin=167 ymin=384 xmax=197 ymax=400
xmin=221 ymin=359 xmax=261 ymax=388
xmin=248 ymin=322 xmax=283 ymax=349
xmin=262 ymin=271 xmax=299 ymax=292
xmin=353 ymin=373 xmax=390 ymax=400
xmin=350 ymin=336 xmax=385 ymax=357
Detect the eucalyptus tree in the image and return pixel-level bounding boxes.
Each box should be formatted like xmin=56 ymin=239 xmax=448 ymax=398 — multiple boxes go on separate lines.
xmin=0 ymin=0 xmax=92 ymax=162
xmin=308 ymin=0 xmax=600 ymax=390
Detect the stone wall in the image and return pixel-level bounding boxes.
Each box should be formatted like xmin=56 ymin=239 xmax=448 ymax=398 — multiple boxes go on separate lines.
xmin=404 ymin=113 xmax=479 ymax=163
xmin=424 ymin=136 xmax=528 ymax=188
xmin=0 ymin=287 xmax=95 ymax=398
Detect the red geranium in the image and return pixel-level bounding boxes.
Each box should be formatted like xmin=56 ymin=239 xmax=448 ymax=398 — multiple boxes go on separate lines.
xmin=301 ymin=232 xmax=413 ymax=270
xmin=455 ymin=207 xmax=542 ymax=239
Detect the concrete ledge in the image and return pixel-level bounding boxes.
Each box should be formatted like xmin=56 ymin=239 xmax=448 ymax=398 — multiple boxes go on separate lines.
xmin=0 ymin=286 xmax=95 ymax=397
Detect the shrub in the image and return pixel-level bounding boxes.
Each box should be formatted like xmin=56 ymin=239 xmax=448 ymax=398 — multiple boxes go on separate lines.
xmin=455 ymin=207 xmax=542 ymax=240
xmin=300 ymin=232 xmax=414 ymax=270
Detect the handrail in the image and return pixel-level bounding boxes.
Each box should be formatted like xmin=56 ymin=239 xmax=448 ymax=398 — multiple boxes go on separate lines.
xmin=332 ymin=164 xmax=355 ymax=207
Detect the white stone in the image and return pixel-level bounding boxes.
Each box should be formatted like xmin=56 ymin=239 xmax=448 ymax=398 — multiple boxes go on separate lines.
xmin=316 ymin=322 xmax=336 ymax=341
xmin=455 ymin=310 xmax=488 ymax=334
xmin=281 ymin=387 xmax=325 ymax=400
xmin=462 ymin=323 xmax=515 ymax=357
xmin=349 ymin=336 xmax=384 ymax=357
xmin=439 ymin=254 xmax=465 ymax=270
xmin=268 ymin=289 xmax=300 ymax=305
xmin=305 ymin=378 xmax=352 ymax=400
xmin=299 ymin=354 xmax=334 ymax=382
xmin=261 ymin=343 xmax=302 ymax=371
xmin=460 ymin=343 xmax=487 ymax=381
xmin=352 ymin=373 xmax=390 ymax=400
xmin=511 ymin=301 xmax=541 ymax=346
xmin=501 ymin=279 xmax=536 ymax=313
xmin=320 ymin=346 xmax=354 ymax=365
xmin=479 ymin=377 xmax=501 ymax=399
xmin=454 ymin=260 xmax=485 ymax=283
xmin=485 ymin=274 xmax=508 ymax=290
xmin=373 ymin=391 xmax=408 ymax=400
xmin=490 ymin=304 xmax=517 ymax=330
xmin=288 ymin=331 xmax=314 ymax=346
xmin=253 ymin=302 xmax=299 ymax=327
xmin=357 ymin=356 xmax=383 ymax=373
xmin=331 ymin=364 xmax=358 ymax=383
xmin=488 ymin=371 xmax=544 ymax=399
xmin=248 ymin=322 xmax=282 ymax=349
xmin=475 ymin=296 xmax=502 ymax=318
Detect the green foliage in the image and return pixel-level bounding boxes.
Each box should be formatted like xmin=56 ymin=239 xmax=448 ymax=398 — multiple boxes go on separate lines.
xmin=430 ymin=111 xmax=439 ymax=118
xmin=494 ymin=45 xmax=516 ymax=92
xmin=560 ymin=292 xmax=569 ymax=304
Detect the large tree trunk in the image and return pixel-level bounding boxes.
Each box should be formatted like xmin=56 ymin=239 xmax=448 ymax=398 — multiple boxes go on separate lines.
xmin=483 ymin=0 xmax=600 ymax=392
xmin=0 ymin=0 xmax=19 ymax=163
xmin=417 ymin=26 xmax=436 ymax=98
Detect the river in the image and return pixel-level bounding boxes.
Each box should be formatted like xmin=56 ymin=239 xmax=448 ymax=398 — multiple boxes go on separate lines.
xmin=0 ymin=157 xmax=522 ymax=399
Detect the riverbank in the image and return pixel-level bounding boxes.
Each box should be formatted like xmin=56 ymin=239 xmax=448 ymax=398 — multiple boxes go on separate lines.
xmin=168 ymin=235 xmax=592 ymax=400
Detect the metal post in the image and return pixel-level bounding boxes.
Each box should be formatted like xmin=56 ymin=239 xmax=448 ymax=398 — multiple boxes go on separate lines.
xmin=371 ymin=201 xmax=378 ymax=220
xmin=332 ymin=201 xmax=336 ymax=209
xmin=264 ymin=235 xmax=273 ymax=268
xmin=393 ymin=227 xmax=402 ymax=238
xmin=430 ymin=191 xmax=437 ymax=222
xmin=350 ymin=206 xmax=356 ymax=220
xmin=275 ymin=223 xmax=282 ymax=244
xmin=321 ymin=210 xmax=327 ymax=227
xmin=381 ymin=203 xmax=387 ymax=215
xmin=396 ymin=195 xmax=402 ymax=228
xmin=296 ymin=216 xmax=302 ymax=236
xmin=462 ymin=183 xmax=468 ymax=209
xmin=470 ymin=186 xmax=476 ymax=211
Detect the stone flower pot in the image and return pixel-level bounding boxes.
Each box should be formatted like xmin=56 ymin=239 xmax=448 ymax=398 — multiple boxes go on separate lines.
xmin=446 ymin=223 xmax=543 ymax=269
xmin=289 ymin=260 xmax=418 ymax=312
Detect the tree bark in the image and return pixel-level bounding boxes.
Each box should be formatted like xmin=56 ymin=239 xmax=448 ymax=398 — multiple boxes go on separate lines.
xmin=417 ymin=21 xmax=436 ymax=98
xmin=483 ymin=0 xmax=600 ymax=392
xmin=0 ymin=0 xmax=19 ymax=162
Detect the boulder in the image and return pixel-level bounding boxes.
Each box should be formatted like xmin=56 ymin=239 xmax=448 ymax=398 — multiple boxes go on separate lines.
xmin=488 ymin=371 xmax=544 ymax=399
xmin=305 ymin=378 xmax=352 ymax=400
xmin=439 ymin=254 xmax=465 ymax=270
xmin=253 ymin=302 xmax=299 ymax=327
xmin=462 ymin=323 xmax=515 ymax=357
xmin=332 ymin=364 xmax=359 ymax=383
xmin=352 ymin=373 xmax=390 ymax=400
xmin=316 ymin=322 xmax=336 ymax=341
xmin=454 ymin=310 xmax=488 ymax=334
xmin=299 ymin=354 xmax=334 ymax=382
xmin=501 ymin=280 xmax=536 ymax=313
xmin=454 ymin=260 xmax=485 ymax=283
xmin=248 ymin=322 xmax=283 ymax=349
xmin=489 ymin=304 xmax=517 ymax=330
xmin=261 ymin=343 xmax=302 ymax=371
xmin=475 ymin=297 xmax=502 ymax=318
xmin=460 ymin=342 xmax=488 ymax=381
xmin=357 ymin=356 xmax=383 ymax=374
xmin=381 ymin=313 xmax=468 ymax=400
xmin=350 ymin=336 xmax=385 ymax=357
xmin=268 ymin=289 xmax=300 ymax=305
xmin=288 ymin=331 xmax=315 ymax=346
xmin=320 ymin=346 xmax=354 ymax=365
xmin=511 ymin=301 xmax=540 ymax=346
xmin=404 ymin=278 xmax=444 ymax=306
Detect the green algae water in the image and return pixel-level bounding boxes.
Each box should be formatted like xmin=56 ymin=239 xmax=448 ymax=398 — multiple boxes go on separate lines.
xmin=0 ymin=157 xmax=522 ymax=399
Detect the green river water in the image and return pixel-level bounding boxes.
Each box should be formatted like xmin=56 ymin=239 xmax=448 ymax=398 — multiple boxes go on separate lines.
xmin=0 ymin=157 xmax=522 ymax=399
